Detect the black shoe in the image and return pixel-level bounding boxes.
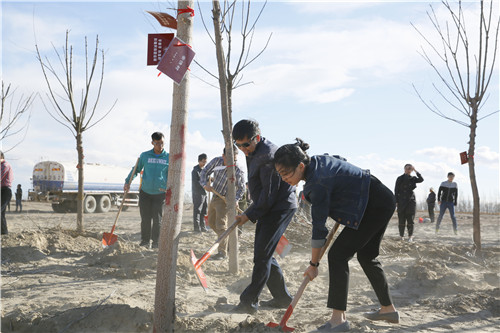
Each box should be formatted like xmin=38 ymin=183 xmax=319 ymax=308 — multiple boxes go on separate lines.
xmin=139 ymin=241 xmax=150 ymax=248
xmin=211 ymin=253 xmax=226 ymax=260
xmin=260 ymin=298 xmax=292 ymax=309
xmin=151 ymin=242 xmax=158 ymax=249
xmin=231 ymin=302 xmax=257 ymax=314
xmin=201 ymin=228 xmax=208 ymax=232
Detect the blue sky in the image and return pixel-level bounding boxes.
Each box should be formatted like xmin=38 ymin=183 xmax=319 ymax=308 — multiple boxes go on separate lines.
xmin=1 ymin=0 xmax=499 ymax=203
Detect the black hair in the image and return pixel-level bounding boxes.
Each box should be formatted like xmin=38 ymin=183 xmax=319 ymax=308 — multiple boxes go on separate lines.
xmin=448 ymin=172 xmax=455 ymax=177
xmin=198 ymin=153 xmax=207 ymax=161
xmin=0 ymin=151 xmax=4 ymax=159
xmin=232 ymin=119 xmax=260 ymax=141
xmin=223 ymin=146 xmax=238 ymax=156
xmin=151 ymin=132 xmax=164 ymax=141
xmin=274 ymin=138 xmax=311 ymax=172
xmin=404 ymin=164 xmax=413 ymax=169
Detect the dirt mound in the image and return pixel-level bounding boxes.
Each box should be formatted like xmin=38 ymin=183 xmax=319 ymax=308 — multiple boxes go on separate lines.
xmin=3 ymin=303 xmax=153 ymax=333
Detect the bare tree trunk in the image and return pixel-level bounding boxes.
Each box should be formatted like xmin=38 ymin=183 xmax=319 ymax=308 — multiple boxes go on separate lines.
xmin=212 ymin=0 xmax=239 ymax=274
xmin=469 ymin=109 xmax=481 ymax=252
xmin=76 ymin=132 xmax=84 ymax=233
xmin=153 ymin=1 xmax=193 ymax=332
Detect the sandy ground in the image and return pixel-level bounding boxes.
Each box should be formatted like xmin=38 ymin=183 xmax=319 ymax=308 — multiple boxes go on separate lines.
xmin=1 ymin=201 xmax=499 ymax=332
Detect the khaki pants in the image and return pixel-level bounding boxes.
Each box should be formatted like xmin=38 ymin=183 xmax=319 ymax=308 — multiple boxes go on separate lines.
xmin=207 ymin=195 xmax=228 ymax=255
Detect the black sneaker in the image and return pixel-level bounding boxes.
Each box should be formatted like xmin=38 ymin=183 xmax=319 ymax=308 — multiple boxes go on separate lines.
xmin=260 ymin=298 xmax=292 ymax=309
xmin=151 ymin=242 xmax=158 ymax=249
xmin=139 ymin=241 xmax=150 ymax=248
xmin=231 ymin=302 xmax=257 ymax=314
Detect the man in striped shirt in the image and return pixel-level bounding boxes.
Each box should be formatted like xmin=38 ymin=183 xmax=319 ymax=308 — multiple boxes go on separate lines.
xmin=1 ymin=151 xmax=13 ymax=235
xmin=199 ymin=147 xmax=245 ymax=260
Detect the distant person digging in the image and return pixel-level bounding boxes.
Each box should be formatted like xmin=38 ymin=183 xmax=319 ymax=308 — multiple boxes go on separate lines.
xmin=436 ymin=172 xmax=458 ymax=235
xmin=1 ymin=151 xmax=13 ymax=235
xmin=199 ymin=147 xmax=245 ymax=260
xmin=394 ymin=164 xmax=424 ymax=242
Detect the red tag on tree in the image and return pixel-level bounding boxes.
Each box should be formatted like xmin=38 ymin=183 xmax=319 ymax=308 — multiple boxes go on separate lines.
xmin=460 ymin=151 xmax=468 ymax=164
xmin=157 ymin=37 xmax=195 ymax=84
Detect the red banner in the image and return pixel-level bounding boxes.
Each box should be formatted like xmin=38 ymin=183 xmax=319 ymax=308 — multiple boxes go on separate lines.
xmin=147 ymin=33 xmax=175 ymax=66
xmin=146 ymin=11 xmax=177 ymax=29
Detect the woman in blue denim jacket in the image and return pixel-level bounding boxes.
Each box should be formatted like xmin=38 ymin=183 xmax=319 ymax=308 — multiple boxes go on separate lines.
xmin=274 ymin=139 xmax=399 ymax=332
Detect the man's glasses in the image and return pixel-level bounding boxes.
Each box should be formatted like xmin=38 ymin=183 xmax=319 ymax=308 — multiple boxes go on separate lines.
xmin=234 ymin=136 xmax=256 ymax=148
xmin=153 ymin=141 xmax=164 ymax=146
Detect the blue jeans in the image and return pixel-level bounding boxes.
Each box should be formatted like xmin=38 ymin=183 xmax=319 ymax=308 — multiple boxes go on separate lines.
xmin=436 ymin=201 xmax=457 ymax=231
xmin=240 ymin=208 xmax=296 ymax=308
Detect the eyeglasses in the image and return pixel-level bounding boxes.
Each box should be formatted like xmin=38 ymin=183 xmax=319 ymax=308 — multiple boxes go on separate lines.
xmin=234 ymin=136 xmax=256 ymax=148
xmin=153 ymin=141 xmax=164 ymax=146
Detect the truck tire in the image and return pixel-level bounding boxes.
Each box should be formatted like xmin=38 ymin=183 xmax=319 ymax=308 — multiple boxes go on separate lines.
xmin=84 ymin=195 xmax=97 ymax=214
xmin=97 ymin=195 xmax=111 ymax=213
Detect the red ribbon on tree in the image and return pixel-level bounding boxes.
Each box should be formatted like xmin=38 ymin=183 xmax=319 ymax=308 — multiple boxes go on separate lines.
xmin=177 ymin=6 xmax=194 ymax=17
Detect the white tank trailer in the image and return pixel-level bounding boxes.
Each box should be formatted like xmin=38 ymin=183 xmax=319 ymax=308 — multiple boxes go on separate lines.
xmin=28 ymin=161 xmax=140 ymax=213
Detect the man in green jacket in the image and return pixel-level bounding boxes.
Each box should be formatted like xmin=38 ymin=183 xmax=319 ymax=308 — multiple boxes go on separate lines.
xmin=125 ymin=132 xmax=169 ymax=248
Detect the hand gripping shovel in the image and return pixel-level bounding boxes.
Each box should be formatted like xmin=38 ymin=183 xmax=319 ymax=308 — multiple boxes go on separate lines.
xmin=102 ymin=157 xmax=139 ymax=248
xmin=190 ymin=219 xmax=240 ymax=291
xmin=267 ymin=222 xmax=341 ymax=332
xmin=211 ymin=189 xmax=291 ymax=258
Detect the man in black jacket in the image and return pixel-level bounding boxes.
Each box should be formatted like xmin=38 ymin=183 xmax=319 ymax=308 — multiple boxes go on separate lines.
xmin=394 ymin=164 xmax=424 ymax=242
xmin=436 ymin=172 xmax=458 ymax=234
xmin=192 ymin=153 xmax=208 ymax=232
xmin=231 ymin=119 xmax=297 ymax=314
xmin=426 ymin=188 xmax=436 ymax=222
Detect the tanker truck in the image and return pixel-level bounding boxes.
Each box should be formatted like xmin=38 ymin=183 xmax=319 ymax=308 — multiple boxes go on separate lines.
xmin=28 ymin=161 xmax=140 ymax=213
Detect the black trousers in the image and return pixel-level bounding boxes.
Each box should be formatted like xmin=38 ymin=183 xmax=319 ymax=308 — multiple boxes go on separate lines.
xmin=1 ymin=187 xmax=12 ymax=234
xmin=327 ymin=176 xmax=395 ymax=311
xmin=240 ymin=208 xmax=296 ymax=308
xmin=397 ymin=203 xmax=415 ymax=237
xmin=139 ymin=190 xmax=164 ymax=244
xmin=192 ymin=192 xmax=207 ymax=231
xmin=427 ymin=203 xmax=435 ymax=222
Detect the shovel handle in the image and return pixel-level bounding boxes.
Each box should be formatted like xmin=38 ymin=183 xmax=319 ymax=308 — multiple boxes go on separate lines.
xmin=195 ymin=219 xmax=240 ymax=268
xmin=276 ymin=222 xmax=341 ymax=329
xmin=111 ymin=158 xmax=140 ymax=230
xmin=211 ymin=189 xmax=244 ymax=214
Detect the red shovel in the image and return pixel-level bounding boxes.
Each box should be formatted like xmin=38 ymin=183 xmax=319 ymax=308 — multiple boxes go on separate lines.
xmin=267 ymin=222 xmax=341 ymax=332
xmin=190 ymin=219 xmax=240 ymax=291
xmin=102 ymin=158 xmax=139 ymax=248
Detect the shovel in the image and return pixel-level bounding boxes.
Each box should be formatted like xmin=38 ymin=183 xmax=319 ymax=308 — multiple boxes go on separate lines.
xmin=190 ymin=219 xmax=240 ymax=291
xmin=267 ymin=222 xmax=341 ymax=332
xmin=102 ymin=157 xmax=139 ymax=248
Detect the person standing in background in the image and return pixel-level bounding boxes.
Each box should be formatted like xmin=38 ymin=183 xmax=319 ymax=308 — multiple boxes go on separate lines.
xmin=125 ymin=132 xmax=169 ymax=249
xmin=436 ymin=172 xmax=458 ymax=235
xmin=426 ymin=188 xmax=436 ymax=223
xmin=394 ymin=164 xmax=424 ymax=242
xmin=15 ymin=184 xmax=23 ymax=212
xmin=1 ymin=151 xmax=13 ymax=235
xmin=192 ymin=153 xmax=208 ymax=233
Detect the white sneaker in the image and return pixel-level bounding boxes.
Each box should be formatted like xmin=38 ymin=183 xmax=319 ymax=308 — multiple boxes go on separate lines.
xmin=408 ymin=236 xmax=414 ymax=242
xmin=400 ymin=236 xmax=405 ymax=241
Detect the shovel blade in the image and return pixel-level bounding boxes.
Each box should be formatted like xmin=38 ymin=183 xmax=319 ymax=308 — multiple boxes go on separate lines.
xmin=102 ymin=232 xmax=118 ymax=248
xmin=190 ymin=249 xmax=208 ymax=291
xmin=266 ymin=322 xmax=295 ymax=332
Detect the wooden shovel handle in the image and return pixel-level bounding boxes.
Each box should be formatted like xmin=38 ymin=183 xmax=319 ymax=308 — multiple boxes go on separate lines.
xmin=111 ymin=158 xmax=140 ymax=229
